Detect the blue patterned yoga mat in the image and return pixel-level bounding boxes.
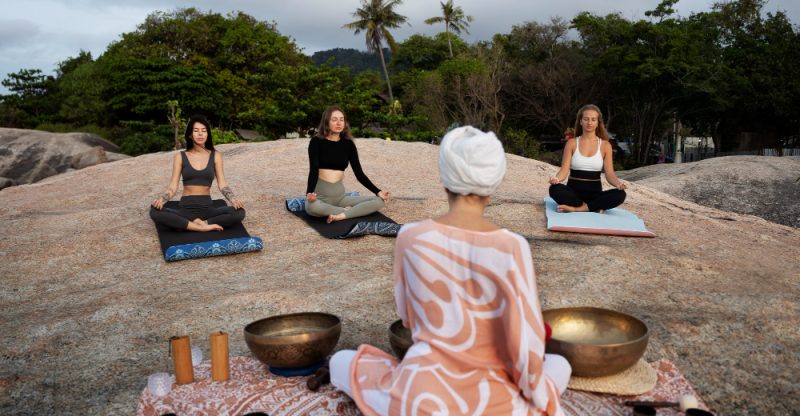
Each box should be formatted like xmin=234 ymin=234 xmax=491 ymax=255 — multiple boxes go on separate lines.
xmin=544 ymin=196 xmax=655 ymax=237
xmin=164 ymin=236 xmax=264 ymax=262
xmin=153 ymin=199 xmax=264 ymax=261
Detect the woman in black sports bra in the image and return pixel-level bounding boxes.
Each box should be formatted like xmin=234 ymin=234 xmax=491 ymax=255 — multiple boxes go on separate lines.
xmin=305 ymin=105 xmax=390 ymax=223
xmin=149 ymin=115 xmax=245 ymax=231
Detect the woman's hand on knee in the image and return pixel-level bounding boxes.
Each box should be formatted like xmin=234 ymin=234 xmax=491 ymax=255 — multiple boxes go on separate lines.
xmin=549 ymin=176 xmax=562 ymax=185
xmin=231 ymin=198 xmax=244 ymax=209
xmin=616 ymin=180 xmax=628 ymax=190
xmin=306 ymin=192 xmax=317 ymax=203
xmin=151 ymin=198 xmax=164 ymax=210
xmin=378 ymin=190 xmax=391 ymax=202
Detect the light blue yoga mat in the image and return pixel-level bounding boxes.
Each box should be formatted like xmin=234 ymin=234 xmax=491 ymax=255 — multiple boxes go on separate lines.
xmin=544 ymin=197 xmax=655 ymax=237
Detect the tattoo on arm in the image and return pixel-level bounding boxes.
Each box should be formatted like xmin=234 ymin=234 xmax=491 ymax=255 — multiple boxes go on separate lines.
xmin=221 ymin=186 xmax=236 ymax=201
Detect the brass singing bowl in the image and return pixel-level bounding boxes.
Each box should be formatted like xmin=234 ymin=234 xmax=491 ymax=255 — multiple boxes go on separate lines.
xmin=244 ymin=312 xmax=341 ymax=368
xmin=543 ymin=307 xmax=649 ymax=377
xmin=388 ymin=319 xmax=413 ymax=359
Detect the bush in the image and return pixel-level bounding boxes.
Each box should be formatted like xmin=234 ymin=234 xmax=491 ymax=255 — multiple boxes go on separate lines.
xmin=118 ymin=131 xmax=173 ymax=156
xmin=500 ymin=128 xmax=545 ymax=160
xmin=212 ymin=128 xmax=240 ymax=144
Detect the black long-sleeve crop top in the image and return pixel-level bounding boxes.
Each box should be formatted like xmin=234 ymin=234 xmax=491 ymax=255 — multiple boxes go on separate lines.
xmin=306 ymin=136 xmax=381 ymax=195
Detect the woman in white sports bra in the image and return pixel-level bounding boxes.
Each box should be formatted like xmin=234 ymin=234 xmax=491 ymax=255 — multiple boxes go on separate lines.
xmin=548 ymin=104 xmax=628 ymax=213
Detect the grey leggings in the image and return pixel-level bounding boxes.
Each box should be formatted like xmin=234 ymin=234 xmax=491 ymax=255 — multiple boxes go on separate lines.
xmin=305 ymin=179 xmax=385 ymax=219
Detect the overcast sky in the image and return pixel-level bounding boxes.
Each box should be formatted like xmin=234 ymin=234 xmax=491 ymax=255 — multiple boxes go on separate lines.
xmin=2 ymin=0 xmax=798 ymax=94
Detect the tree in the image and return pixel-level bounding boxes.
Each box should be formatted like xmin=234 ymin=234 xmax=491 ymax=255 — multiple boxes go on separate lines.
xmin=56 ymin=52 xmax=106 ymax=126
xmin=166 ymin=100 xmax=184 ymax=150
xmin=1 ymin=69 xmax=57 ymax=127
xmin=424 ymin=0 xmax=473 ymax=58
xmin=392 ymin=33 xmax=464 ymax=71
xmin=499 ymin=19 xmax=601 ymax=136
xmin=344 ymin=0 xmax=409 ymax=105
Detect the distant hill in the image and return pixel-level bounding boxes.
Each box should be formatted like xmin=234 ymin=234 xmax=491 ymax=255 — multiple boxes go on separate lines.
xmin=310 ymin=48 xmax=390 ymax=73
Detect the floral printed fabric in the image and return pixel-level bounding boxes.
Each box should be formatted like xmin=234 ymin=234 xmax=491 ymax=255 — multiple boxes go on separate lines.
xmin=136 ymin=357 xmax=705 ymax=416
xmin=137 ymin=356 xmax=358 ymax=416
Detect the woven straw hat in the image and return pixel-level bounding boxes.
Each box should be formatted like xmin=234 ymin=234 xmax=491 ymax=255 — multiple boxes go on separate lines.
xmin=568 ymin=359 xmax=657 ymax=395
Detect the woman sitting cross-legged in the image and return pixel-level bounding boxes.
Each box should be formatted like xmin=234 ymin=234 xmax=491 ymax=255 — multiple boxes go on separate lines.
xmin=329 ymin=126 xmax=571 ymax=415
xmin=305 ymin=105 xmax=390 ymax=223
xmin=149 ymin=115 xmax=245 ymax=232
xmin=549 ymin=104 xmax=628 ymax=213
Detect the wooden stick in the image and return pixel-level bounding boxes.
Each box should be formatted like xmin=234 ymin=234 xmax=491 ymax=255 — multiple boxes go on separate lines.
xmin=307 ymin=366 xmax=330 ymax=391
xmin=170 ymin=335 xmax=194 ymax=385
xmin=210 ymin=331 xmax=230 ymax=382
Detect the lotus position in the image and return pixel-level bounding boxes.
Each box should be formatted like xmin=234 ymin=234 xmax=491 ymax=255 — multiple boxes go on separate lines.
xmin=329 ymin=126 xmax=571 ymax=415
xmin=149 ymin=115 xmax=245 ymax=232
xmin=549 ymin=104 xmax=627 ymax=213
xmin=305 ymin=105 xmax=389 ymax=223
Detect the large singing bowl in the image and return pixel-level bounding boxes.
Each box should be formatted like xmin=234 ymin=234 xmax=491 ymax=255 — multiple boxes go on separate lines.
xmin=244 ymin=312 xmax=341 ymax=368
xmin=542 ymin=307 xmax=649 ymax=377
xmin=388 ymin=319 xmax=412 ymax=359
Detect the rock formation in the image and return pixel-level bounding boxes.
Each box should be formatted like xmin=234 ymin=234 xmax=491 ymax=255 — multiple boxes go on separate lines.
xmin=618 ymin=156 xmax=800 ymax=227
xmin=0 ymin=139 xmax=797 ymax=415
xmin=0 ymin=128 xmax=129 ymax=189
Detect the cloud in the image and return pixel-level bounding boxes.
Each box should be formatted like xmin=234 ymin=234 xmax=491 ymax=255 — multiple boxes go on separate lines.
xmin=0 ymin=19 xmax=42 ymax=50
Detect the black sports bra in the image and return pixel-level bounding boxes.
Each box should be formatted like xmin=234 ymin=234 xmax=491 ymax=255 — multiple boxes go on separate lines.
xmin=181 ymin=150 xmax=215 ymax=187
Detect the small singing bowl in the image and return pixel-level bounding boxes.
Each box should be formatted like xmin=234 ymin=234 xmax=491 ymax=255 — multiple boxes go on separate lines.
xmin=244 ymin=312 xmax=341 ymax=368
xmin=388 ymin=319 xmax=412 ymax=359
xmin=543 ymin=307 xmax=649 ymax=377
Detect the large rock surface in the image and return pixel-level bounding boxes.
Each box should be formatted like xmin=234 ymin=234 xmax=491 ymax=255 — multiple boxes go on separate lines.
xmin=0 ymin=127 xmax=129 ymax=188
xmin=618 ymin=156 xmax=800 ymax=227
xmin=0 ymin=139 xmax=798 ymax=415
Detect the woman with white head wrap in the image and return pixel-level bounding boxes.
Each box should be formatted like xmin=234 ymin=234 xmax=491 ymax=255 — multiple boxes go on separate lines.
xmin=438 ymin=125 xmax=506 ymax=197
xmin=329 ymin=126 xmax=571 ymax=416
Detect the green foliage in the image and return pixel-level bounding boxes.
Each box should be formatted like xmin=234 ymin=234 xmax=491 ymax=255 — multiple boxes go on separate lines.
xmin=392 ymin=33 xmax=465 ymax=71
xmin=118 ymin=131 xmax=174 ymax=156
xmin=1 ymin=68 xmax=57 ymax=127
xmin=500 ymin=128 xmax=544 ymax=159
xmin=212 ymin=128 xmax=241 ymax=144
xmin=1 ymin=2 xmax=797 ymax=162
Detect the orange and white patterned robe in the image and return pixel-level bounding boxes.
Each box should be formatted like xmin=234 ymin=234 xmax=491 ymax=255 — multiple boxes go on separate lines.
xmin=348 ymin=219 xmax=565 ymax=415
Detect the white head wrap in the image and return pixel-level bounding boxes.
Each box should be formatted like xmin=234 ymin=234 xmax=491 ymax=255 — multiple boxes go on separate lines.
xmin=438 ymin=126 xmax=506 ymax=196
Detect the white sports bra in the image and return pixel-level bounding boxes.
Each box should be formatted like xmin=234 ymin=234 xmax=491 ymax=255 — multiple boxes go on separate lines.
xmin=570 ymin=137 xmax=603 ymax=171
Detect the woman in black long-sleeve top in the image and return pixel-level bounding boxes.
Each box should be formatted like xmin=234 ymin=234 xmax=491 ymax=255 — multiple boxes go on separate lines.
xmin=305 ymin=105 xmax=390 ymax=223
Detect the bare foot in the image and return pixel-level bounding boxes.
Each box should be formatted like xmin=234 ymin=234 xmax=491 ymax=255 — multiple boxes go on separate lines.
xmin=326 ymin=213 xmax=347 ymax=223
xmin=199 ymin=223 xmax=223 ymax=232
xmin=187 ymin=222 xmax=223 ymax=232
xmin=557 ymin=203 xmax=589 ymax=213
xmin=192 ymin=218 xmax=208 ymax=226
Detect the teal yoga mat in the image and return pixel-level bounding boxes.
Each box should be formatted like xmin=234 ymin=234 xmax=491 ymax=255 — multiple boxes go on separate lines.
xmin=544 ymin=197 xmax=655 ymax=237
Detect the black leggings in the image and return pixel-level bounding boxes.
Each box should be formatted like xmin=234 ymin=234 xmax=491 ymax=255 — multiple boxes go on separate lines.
xmin=549 ymin=180 xmax=626 ymax=212
xmin=149 ymin=195 xmax=245 ymax=230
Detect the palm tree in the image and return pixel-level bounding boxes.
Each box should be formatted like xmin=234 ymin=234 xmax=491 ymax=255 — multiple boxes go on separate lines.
xmin=344 ymin=0 xmax=409 ymax=105
xmin=424 ymin=0 xmax=473 ymax=58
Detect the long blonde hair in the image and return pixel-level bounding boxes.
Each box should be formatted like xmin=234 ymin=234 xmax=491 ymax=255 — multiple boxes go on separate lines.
xmin=574 ymin=104 xmax=608 ymax=140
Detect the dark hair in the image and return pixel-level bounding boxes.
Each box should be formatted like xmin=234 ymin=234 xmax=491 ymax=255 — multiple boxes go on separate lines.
xmin=574 ymin=104 xmax=609 ymax=141
xmin=317 ymin=105 xmax=352 ymax=140
xmin=184 ymin=115 xmax=215 ymax=150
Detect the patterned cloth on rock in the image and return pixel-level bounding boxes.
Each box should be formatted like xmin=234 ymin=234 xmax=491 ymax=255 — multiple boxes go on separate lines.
xmin=347 ymin=219 xmax=565 ymax=415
